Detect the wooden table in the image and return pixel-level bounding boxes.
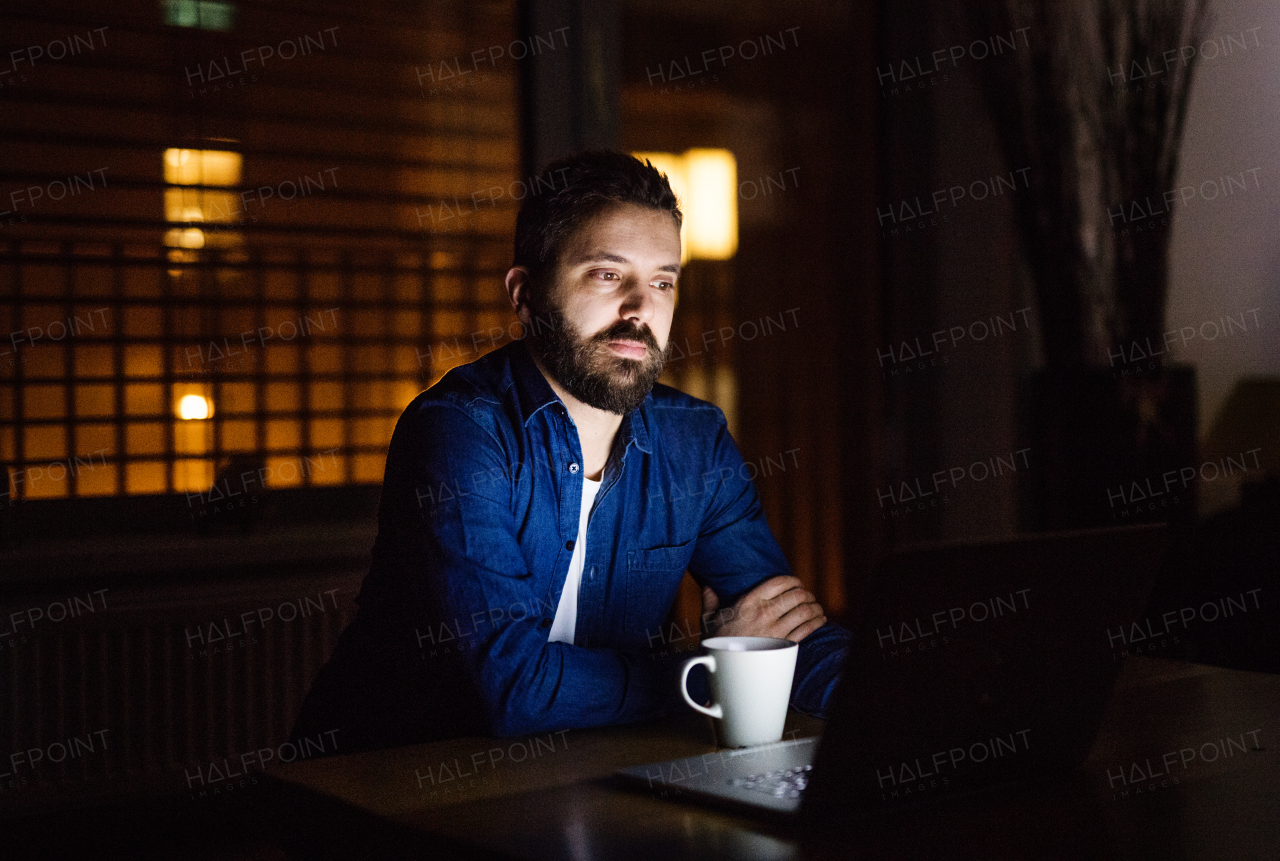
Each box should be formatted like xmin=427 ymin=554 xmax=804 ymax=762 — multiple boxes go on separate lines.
xmin=268 ymin=657 xmax=1280 ymax=860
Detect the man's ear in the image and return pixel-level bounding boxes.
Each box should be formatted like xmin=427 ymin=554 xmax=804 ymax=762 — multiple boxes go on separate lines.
xmin=505 ymin=266 xmax=533 ymax=326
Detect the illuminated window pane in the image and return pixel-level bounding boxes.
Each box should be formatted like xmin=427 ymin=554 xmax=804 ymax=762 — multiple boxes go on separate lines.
xmin=126 ymin=460 xmax=167 ymax=494
xmin=222 ymin=419 xmax=256 ymax=451
xmin=25 ymin=468 xmax=69 ymax=499
xmin=265 ymin=269 xmax=298 ymax=299
xmin=265 ymin=382 xmax=300 ymax=412
xmin=353 ymin=453 xmax=385 ymax=483
xmin=477 ymin=311 xmax=507 ymax=339
xmin=435 ymin=277 xmax=464 ymax=301
xmin=0 ymin=426 xmax=12 ymax=462
xmin=433 ymin=311 xmax=465 ymax=338
xmin=264 ymin=345 xmax=299 ymax=375
xmin=164 ymin=149 xmax=243 ymax=249
xmin=309 ymin=382 xmax=343 ymax=412
xmin=164 ymin=149 xmax=241 ymax=187
xmin=395 ymin=346 xmax=423 ymax=375
xmin=354 ymin=417 xmax=392 ymax=446
xmin=310 ymin=419 xmax=343 ymax=449
xmin=125 ymin=383 xmax=163 ymax=416
xmin=75 ymin=384 xmax=116 ymax=418
xmin=266 ymin=419 xmax=301 ymax=451
xmin=162 ymin=0 xmax=237 ymax=31
xmin=24 ymin=425 xmax=66 ymax=460
xmin=219 ymin=306 xmax=255 ymax=336
xmin=175 ymin=418 xmax=210 ymax=455
xmin=217 ymin=383 xmax=254 ymax=414
xmin=353 ymin=346 xmax=388 ymax=373
xmin=351 ymin=382 xmax=380 ymax=410
xmin=78 ymin=423 xmax=116 ymax=455
xmin=352 ymin=273 xmax=382 ymax=300
xmin=26 ymin=384 xmax=66 ymax=419
xmin=302 ymin=449 xmax=342 ymax=483
xmin=395 ymin=275 xmax=421 ymax=302
xmin=125 ymin=345 xmax=164 ymax=378
xmin=308 ymin=344 xmax=343 ymax=373
xmin=23 ymin=345 xmax=67 ymax=379
xmin=309 ymin=273 xmax=341 ymax=300
xmin=172 ymin=458 xmax=213 ymax=492
xmin=124 ymin=306 xmax=163 ymax=337
xmin=126 ymin=422 xmax=166 ymax=456
xmin=124 ymin=266 xmax=162 ymax=297
xmin=73 ymin=266 xmax=113 ymax=297
xmin=394 ymin=381 xmax=422 ymax=410
xmin=353 ymin=309 xmax=383 ymax=336
xmin=77 ymin=463 xmax=118 ymax=497
xmin=20 ymin=266 xmax=63 ymax=296
xmin=310 ymin=454 xmax=346 ymax=485
xmin=266 ymin=455 xmax=304 ymax=488
xmin=393 ymin=310 xmax=421 ymax=338
xmin=306 ymin=308 xmax=341 ymax=338
xmin=75 ymin=344 xmax=115 ymax=378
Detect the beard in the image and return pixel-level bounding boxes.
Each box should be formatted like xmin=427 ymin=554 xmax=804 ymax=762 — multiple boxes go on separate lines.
xmin=526 ymin=301 xmax=667 ymax=416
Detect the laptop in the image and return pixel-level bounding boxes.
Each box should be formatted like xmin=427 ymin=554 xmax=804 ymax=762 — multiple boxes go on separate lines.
xmin=616 ymin=524 xmax=1168 ymax=823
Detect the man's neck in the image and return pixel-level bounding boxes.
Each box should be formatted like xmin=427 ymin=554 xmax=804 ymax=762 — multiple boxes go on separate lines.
xmin=527 ymin=351 xmax=624 ymax=481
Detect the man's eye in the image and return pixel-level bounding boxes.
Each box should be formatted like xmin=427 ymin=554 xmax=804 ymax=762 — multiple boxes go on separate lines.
xmin=654 ymin=280 xmax=676 ymax=291
xmin=592 ymin=270 xmax=619 ymax=281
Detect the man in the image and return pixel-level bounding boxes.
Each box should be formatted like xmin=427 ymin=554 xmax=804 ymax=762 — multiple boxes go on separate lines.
xmin=292 ymin=151 xmax=848 ymax=752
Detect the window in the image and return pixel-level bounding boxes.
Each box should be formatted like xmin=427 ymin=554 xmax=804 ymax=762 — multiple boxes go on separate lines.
xmin=162 ymin=0 xmax=236 ymax=32
xmin=1 ymin=2 xmax=521 ymax=504
xmin=163 ymin=147 xmax=243 ymax=250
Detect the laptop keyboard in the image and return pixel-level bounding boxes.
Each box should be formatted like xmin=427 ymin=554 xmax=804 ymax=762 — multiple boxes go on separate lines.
xmin=730 ymin=763 xmax=812 ymax=799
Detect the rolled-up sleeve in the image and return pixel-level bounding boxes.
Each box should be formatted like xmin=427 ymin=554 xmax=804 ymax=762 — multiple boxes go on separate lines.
xmin=684 ymin=411 xmax=851 ymax=718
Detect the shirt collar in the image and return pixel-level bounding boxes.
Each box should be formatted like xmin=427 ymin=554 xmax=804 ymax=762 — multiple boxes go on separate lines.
xmin=509 ymin=340 xmax=561 ymax=424
xmin=508 ymin=340 xmax=653 ymax=455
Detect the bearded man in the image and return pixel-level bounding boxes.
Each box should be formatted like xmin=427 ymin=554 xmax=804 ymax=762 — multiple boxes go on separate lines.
xmin=292 ymin=151 xmax=849 ymax=751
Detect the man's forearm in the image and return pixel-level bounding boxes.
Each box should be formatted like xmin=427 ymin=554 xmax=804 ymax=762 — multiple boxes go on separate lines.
xmin=790 ymin=622 xmax=851 ymax=717
xmin=474 ymin=639 xmax=689 ymax=737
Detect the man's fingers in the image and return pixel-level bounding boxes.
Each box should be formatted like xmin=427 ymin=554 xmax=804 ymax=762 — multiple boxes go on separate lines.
xmin=701 ymin=586 xmax=720 ymax=615
xmin=776 ymin=599 xmax=824 ymax=634
xmin=745 ymin=585 xmax=816 ymax=621
xmin=742 ymin=575 xmax=804 ymax=604
xmin=785 ymin=614 xmax=828 ymax=643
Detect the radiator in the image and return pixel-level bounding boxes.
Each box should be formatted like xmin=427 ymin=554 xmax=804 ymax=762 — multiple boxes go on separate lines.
xmin=0 ymin=571 xmax=362 ymax=810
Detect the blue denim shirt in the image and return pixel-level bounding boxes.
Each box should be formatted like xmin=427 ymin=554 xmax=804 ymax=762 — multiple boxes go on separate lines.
xmin=296 ymin=341 xmax=848 ymax=746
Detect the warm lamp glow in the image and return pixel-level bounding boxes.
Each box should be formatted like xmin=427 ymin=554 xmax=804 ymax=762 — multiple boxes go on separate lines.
xmin=164 ymin=148 xmax=241 ymax=186
xmin=683 ymin=149 xmax=737 ymax=260
xmin=633 ymin=149 xmax=738 ymax=262
xmin=178 ymin=394 xmax=212 ymax=420
xmin=164 ymin=148 xmax=242 ymax=249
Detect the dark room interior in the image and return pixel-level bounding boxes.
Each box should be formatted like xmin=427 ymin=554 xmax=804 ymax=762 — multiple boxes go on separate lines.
xmin=2 ymin=0 xmax=1277 ymax=858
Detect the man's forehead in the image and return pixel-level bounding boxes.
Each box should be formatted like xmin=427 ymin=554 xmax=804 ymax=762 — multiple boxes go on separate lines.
xmin=559 ymin=203 xmax=681 ymax=268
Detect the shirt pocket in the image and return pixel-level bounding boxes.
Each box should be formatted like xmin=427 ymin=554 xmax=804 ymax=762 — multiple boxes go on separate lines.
xmin=624 ymin=542 xmax=695 ymax=634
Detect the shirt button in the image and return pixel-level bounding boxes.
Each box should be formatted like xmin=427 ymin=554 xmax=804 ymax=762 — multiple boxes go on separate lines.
xmin=565 ymin=540 xmax=575 ymax=551
xmin=568 ymin=462 xmax=580 ymax=473
xmin=589 ymin=566 xmax=596 ymax=580
xmin=539 ymin=618 xmax=552 ymax=629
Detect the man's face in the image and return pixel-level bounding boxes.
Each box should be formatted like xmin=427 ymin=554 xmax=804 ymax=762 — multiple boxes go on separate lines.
xmin=522 ymin=202 xmax=681 ymax=415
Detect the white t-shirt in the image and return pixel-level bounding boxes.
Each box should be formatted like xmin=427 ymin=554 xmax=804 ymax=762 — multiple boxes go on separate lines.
xmin=547 ymin=475 xmax=602 ymax=644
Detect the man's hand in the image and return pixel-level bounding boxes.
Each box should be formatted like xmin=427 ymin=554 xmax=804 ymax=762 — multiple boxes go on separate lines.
xmin=701 ymin=576 xmax=827 ymax=643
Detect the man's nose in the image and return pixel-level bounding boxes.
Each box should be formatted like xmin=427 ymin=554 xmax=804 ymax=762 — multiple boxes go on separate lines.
xmin=619 ymin=279 xmax=654 ymax=324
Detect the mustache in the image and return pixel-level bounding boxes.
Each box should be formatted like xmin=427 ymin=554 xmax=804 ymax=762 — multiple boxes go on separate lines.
xmin=590 ymin=320 xmax=660 ymax=353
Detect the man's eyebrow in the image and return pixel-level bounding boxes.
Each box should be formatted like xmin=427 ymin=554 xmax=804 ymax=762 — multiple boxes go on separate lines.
xmin=569 ymin=250 xmax=681 ymax=275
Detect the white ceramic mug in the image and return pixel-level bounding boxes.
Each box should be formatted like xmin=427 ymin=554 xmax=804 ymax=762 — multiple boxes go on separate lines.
xmin=680 ymin=636 xmax=799 ymax=748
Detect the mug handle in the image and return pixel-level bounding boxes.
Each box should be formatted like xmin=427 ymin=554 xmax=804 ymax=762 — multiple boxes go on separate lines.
xmin=680 ymin=655 xmax=723 ymax=718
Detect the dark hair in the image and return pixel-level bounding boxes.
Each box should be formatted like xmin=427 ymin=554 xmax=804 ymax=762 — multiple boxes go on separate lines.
xmin=513 ymin=151 xmax=682 ymax=292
